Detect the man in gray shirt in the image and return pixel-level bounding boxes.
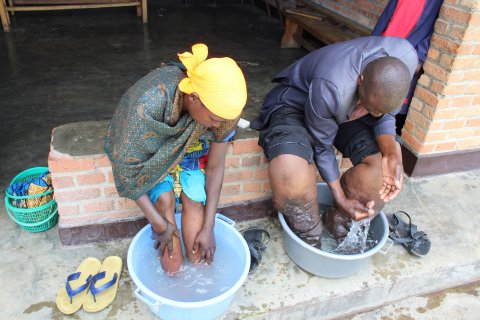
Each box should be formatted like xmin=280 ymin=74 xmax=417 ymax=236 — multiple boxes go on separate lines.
xmin=251 ymin=36 xmax=418 ymax=241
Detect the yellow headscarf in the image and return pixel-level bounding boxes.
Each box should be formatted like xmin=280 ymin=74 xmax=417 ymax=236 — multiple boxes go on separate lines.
xmin=178 ymin=44 xmax=247 ymax=120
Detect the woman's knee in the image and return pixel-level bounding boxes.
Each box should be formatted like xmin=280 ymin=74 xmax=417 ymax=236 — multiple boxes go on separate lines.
xmin=155 ymin=191 xmax=176 ymax=213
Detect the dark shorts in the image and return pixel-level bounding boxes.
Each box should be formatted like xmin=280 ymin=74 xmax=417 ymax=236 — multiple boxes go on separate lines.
xmin=258 ymin=107 xmax=380 ymax=166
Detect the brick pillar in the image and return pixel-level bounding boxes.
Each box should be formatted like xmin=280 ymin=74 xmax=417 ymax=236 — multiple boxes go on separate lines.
xmin=401 ymin=2 xmax=480 ymax=176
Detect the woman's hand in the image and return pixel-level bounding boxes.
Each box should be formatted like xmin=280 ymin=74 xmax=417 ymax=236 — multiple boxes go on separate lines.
xmin=151 ymin=220 xmax=180 ymax=258
xmin=192 ymin=227 xmax=216 ymax=264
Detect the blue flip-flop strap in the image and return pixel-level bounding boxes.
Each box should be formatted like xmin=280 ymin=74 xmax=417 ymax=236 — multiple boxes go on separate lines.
xmin=65 ymin=272 xmax=93 ymax=304
xmin=90 ymin=271 xmax=118 ymax=303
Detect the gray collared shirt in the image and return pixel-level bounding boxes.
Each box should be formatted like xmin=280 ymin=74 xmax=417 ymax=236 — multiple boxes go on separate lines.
xmin=253 ymin=36 xmax=418 ymax=182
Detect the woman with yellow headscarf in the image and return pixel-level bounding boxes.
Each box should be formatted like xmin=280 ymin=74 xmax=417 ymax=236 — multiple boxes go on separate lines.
xmin=105 ymin=43 xmax=247 ymax=273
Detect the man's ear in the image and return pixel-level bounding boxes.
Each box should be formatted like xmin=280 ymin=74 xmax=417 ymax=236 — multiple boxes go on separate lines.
xmin=357 ymin=74 xmax=364 ymax=86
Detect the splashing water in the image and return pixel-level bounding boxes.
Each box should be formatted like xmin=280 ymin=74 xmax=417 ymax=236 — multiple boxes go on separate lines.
xmin=316 ymin=204 xmax=378 ymax=254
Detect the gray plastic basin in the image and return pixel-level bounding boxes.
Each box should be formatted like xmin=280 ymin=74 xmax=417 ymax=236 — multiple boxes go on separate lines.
xmin=278 ymin=183 xmax=388 ymax=278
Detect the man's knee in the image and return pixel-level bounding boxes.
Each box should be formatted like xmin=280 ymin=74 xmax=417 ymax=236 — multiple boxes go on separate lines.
xmin=269 ymin=154 xmax=317 ymax=200
xmin=341 ymin=153 xmax=385 ymax=212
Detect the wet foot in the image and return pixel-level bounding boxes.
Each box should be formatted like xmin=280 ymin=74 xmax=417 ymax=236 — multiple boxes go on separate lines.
xmin=323 ymin=207 xmax=351 ymax=241
xmin=297 ymin=220 xmax=324 ymax=247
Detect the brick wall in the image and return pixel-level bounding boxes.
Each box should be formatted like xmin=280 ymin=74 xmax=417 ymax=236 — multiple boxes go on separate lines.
xmin=48 ymin=130 xmax=354 ymax=229
xmin=48 ymin=137 xmax=273 ymax=228
xmin=402 ymin=2 xmax=480 ymax=155
xmin=311 ymin=1 xmax=480 ymax=157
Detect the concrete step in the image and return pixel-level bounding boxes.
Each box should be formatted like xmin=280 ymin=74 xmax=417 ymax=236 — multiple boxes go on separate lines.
xmin=223 ymin=170 xmax=480 ymax=319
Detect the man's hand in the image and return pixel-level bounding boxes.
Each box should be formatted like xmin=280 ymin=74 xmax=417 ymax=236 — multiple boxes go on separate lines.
xmin=336 ymin=197 xmax=375 ymax=221
xmin=192 ymin=227 xmax=216 ymax=264
xmin=379 ymin=152 xmax=403 ymax=202
xmin=151 ymin=220 xmax=180 ymax=259
xmin=376 ymin=134 xmax=404 ymax=203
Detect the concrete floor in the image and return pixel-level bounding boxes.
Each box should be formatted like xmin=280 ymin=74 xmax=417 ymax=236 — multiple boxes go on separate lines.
xmin=1 ymin=2 xmax=480 ymax=320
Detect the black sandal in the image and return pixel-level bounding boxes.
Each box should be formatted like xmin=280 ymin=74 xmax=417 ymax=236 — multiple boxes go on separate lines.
xmin=386 ymin=211 xmax=431 ymax=257
xmin=241 ymin=228 xmax=270 ymax=274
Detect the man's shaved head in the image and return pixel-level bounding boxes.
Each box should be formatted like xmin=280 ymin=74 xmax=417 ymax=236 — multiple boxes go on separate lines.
xmin=359 ymin=57 xmax=412 ymax=115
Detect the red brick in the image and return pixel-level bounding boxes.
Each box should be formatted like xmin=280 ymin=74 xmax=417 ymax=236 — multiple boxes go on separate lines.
xmin=473 ymin=44 xmax=480 ymax=55
xmin=95 ymin=156 xmax=112 ymax=168
xmin=448 ymin=129 xmax=475 ymax=139
xmin=262 ymin=180 xmax=271 ymax=191
xmin=452 ymin=56 xmax=479 ymax=69
xmin=221 ymin=184 xmax=240 ymax=196
xmin=439 ymin=54 xmax=455 ymax=69
xmin=401 ymin=131 xmax=422 ymax=152
xmin=419 ymin=144 xmax=435 ymax=154
xmin=449 ymin=25 xmax=465 ymax=40
xmin=442 ymin=83 xmax=465 ymax=95
xmin=443 ymin=120 xmax=466 ymax=129
xmin=458 ymin=44 xmax=476 ymax=55
xmin=76 ymin=172 xmax=105 ymax=185
xmin=232 ymin=139 xmax=263 ymax=154
xmin=447 ymin=96 xmax=474 ymax=108
xmin=429 ymin=121 xmax=444 ymax=131
xmin=434 ymin=109 xmax=457 ymax=120
xmin=433 ymin=19 xmax=449 ymax=34
xmin=424 ymin=131 xmax=448 ymax=142
xmin=218 ymin=195 xmax=232 ymax=205
xmin=82 ymin=201 xmax=114 ymax=213
xmin=57 ymin=204 xmax=79 ymax=216
xmin=54 ymin=188 xmax=100 ymax=202
xmin=435 ymin=141 xmax=457 ymax=152
xmin=224 ymin=156 xmax=240 ymax=168
xmin=243 ymin=182 xmax=262 ymax=193
xmin=465 ymin=84 xmax=480 ymax=95
xmin=52 ymin=176 xmax=74 ymax=188
xmin=231 ymin=193 xmax=267 ymax=203
xmin=464 ymin=27 xmax=480 ymax=41
xmin=470 ymin=11 xmax=480 ymax=25
xmin=48 ymin=158 xmax=95 ymax=173
xmin=457 ymin=108 xmax=480 ymax=117
xmin=466 ymin=118 xmax=480 ymax=127
xmin=430 ymin=35 xmax=461 ymax=56
xmin=456 ymin=138 xmax=480 ymax=149
xmin=104 ymin=209 xmax=142 ymax=220
xmin=423 ymin=60 xmax=450 ymax=82
xmin=223 ymin=169 xmax=254 ymax=183
xmin=442 ymin=6 xmax=471 ymax=25
xmin=427 ymin=47 xmax=441 ymax=61
xmin=103 ymin=186 xmax=119 ymax=197
xmin=255 ymin=168 xmax=269 ymax=179
xmin=117 ymin=198 xmax=138 ymax=210
xmin=107 ymin=171 xmax=115 ymax=183
xmin=241 ymin=155 xmax=261 ymax=167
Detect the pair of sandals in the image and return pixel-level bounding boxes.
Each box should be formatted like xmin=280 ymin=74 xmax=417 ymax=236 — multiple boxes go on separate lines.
xmin=56 ymin=256 xmax=122 ymax=315
xmin=386 ymin=211 xmax=431 ymax=257
xmin=241 ymin=227 xmax=270 ymax=274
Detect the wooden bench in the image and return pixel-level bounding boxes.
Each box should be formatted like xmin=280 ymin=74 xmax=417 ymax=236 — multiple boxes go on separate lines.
xmin=281 ymin=0 xmax=370 ymax=51
xmin=0 ymin=0 xmax=147 ymax=32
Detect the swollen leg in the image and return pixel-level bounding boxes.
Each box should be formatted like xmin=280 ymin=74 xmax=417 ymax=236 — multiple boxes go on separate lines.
xmin=180 ymin=192 xmax=205 ymax=263
xmin=269 ymin=154 xmax=322 ymax=239
xmin=324 ymin=153 xmax=385 ymax=239
xmin=340 ymin=153 xmax=385 ymax=213
xmin=154 ymin=191 xmax=183 ymax=273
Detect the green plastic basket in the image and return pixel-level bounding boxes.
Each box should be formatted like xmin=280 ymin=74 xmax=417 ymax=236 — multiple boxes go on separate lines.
xmin=5 ymin=167 xmax=58 ymax=232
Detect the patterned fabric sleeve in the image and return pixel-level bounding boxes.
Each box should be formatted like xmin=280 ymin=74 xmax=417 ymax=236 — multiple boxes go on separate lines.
xmin=210 ymin=116 xmax=240 ymax=142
